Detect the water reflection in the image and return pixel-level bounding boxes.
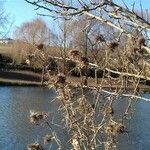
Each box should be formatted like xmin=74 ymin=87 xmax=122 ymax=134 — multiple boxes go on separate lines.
xmin=0 ymin=87 xmax=150 ymax=150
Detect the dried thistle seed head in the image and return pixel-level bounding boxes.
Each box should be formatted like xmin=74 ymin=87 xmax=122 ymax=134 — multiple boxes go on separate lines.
xmin=29 ymin=111 xmax=48 ymax=124
xmin=56 ymin=74 xmax=66 ymax=85
xmin=91 ymin=104 xmax=95 ymax=109
xmin=80 ymin=57 xmax=89 ymax=67
xmin=95 ymin=34 xmax=105 ymax=42
xmin=137 ymin=37 xmax=146 ymax=46
xmin=103 ymin=106 xmax=114 ymax=116
xmin=115 ymin=123 xmax=125 ymax=134
xmin=36 ymin=43 xmax=44 ymax=50
xmin=44 ymin=134 xmax=53 ymax=145
xmin=105 ymin=124 xmax=115 ymax=135
xmin=108 ymin=42 xmax=119 ymax=51
xmin=68 ymin=50 xmax=81 ymax=60
xmin=27 ymin=142 xmax=43 ymax=150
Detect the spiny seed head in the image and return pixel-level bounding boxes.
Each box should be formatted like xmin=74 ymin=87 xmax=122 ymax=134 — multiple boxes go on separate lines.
xmin=108 ymin=42 xmax=119 ymax=51
xmin=44 ymin=134 xmax=53 ymax=145
xmin=37 ymin=43 xmax=44 ymax=50
xmin=56 ymin=74 xmax=66 ymax=84
xmin=91 ymin=104 xmax=95 ymax=109
xmin=27 ymin=142 xmax=43 ymax=150
xmin=138 ymin=37 xmax=146 ymax=46
xmin=115 ymin=123 xmax=125 ymax=134
xmin=68 ymin=50 xmax=81 ymax=60
xmin=105 ymin=122 xmax=125 ymax=135
xmin=29 ymin=111 xmax=48 ymax=124
xmin=105 ymin=124 xmax=115 ymax=135
xmin=103 ymin=106 xmax=114 ymax=116
xmin=80 ymin=57 xmax=89 ymax=66
xmin=95 ymin=34 xmax=105 ymax=42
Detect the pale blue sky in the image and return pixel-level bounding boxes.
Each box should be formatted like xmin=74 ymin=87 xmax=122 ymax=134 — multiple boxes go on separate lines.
xmin=3 ymin=0 xmax=150 ymax=37
xmin=4 ymin=0 xmax=54 ymax=37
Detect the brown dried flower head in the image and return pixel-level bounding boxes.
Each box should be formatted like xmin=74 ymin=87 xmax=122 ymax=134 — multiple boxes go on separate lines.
xmin=44 ymin=134 xmax=53 ymax=145
xmin=103 ymin=106 xmax=114 ymax=116
xmin=55 ymin=74 xmax=66 ymax=85
xmin=115 ymin=123 xmax=125 ymax=134
xmin=137 ymin=37 xmax=146 ymax=46
xmin=37 ymin=43 xmax=44 ymax=50
xmin=95 ymin=34 xmax=105 ymax=42
xmin=105 ymin=122 xmax=125 ymax=136
xmin=27 ymin=142 xmax=43 ymax=150
xmin=29 ymin=110 xmax=48 ymax=124
xmin=105 ymin=124 xmax=115 ymax=135
xmin=81 ymin=57 xmax=89 ymax=66
xmin=108 ymin=42 xmax=119 ymax=51
xmin=91 ymin=104 xmax=95 ymax=109
xmin=68 ymin=50 xmax=81 ymax=61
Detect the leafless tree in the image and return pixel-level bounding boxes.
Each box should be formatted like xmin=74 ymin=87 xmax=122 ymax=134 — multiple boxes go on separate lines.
xmin=12 ymin=18 xmax=56 ymax=64
xmin=0 ymin=1 xmax=12 ymax=37
xmin=14 ymin=17 xmax=52 ymax=45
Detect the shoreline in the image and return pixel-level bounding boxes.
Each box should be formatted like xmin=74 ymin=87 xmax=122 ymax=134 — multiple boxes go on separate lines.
xmin=0 ymin=78 xmax=42 ymax=86
xmin=0 ymin=70 xmax=42 ymax=86
xmin=0 ymin=70 xmax=149 ymax=92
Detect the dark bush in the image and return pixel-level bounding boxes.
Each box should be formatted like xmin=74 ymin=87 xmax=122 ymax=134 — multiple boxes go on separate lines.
xmin=88 ymin=68 xmax=104 ymax=78
xmin=1 ymin=55 xmax=13 ymax=63
xmin=0 ymin=54 xmax=2 ymax=61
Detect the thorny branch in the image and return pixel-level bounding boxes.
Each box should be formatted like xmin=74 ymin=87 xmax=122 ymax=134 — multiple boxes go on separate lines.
xmin=25 ymin=0 xmax=150 ymax=150
xmin=25 ymin=0 xmax=150 ymax=54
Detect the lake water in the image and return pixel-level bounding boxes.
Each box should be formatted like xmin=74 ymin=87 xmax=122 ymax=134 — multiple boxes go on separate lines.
xmin=0 ymin=87 xmax=150 ymax=150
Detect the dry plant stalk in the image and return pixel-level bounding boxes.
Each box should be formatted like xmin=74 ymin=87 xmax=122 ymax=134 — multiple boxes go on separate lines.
xmin=26 ymin=34 xmax=149 ymax=150
xmin=24 ymin=1 xmax=150 ymax=149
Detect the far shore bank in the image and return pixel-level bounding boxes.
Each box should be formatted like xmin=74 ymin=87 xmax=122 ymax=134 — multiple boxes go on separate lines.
xmin=0 ymin=70 xmax=42 ymax=86
xmin=0 ymin=69 xmax=149 ymax=92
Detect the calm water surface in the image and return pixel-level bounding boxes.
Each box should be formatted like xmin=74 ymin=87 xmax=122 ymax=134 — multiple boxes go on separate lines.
xmin=0 ymin=87 xmax=150 ymax=150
